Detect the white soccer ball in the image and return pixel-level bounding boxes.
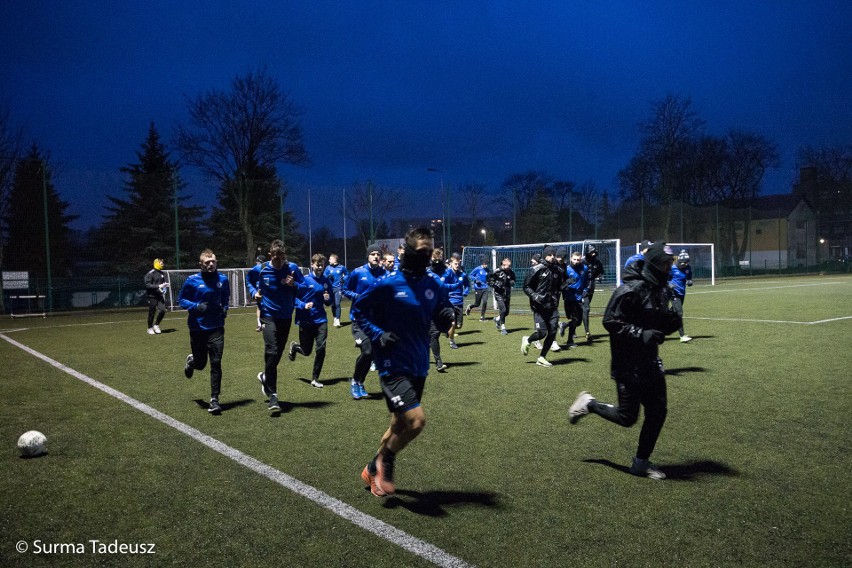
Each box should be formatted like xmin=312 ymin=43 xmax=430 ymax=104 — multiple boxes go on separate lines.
xmin=17 ymin=430 xmax=47 ymax=457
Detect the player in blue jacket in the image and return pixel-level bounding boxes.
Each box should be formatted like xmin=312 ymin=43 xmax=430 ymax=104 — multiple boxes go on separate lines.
xmin=624 ymin=240 xmax=653 ymax=269
xmin=323 ymin=254 xmax=348 ymax=328
xmin=247 ymin=255 xmax=266 ymax=332
xmin=445 ymin=256 xmax=470 ymax=348
xmin=353 ymin=226 xmax=454 ymax=497
xmin=178 ymin=249 xmax=230 ymax=415
xmin=668 ymin=249 xmax=694 ymax=343
xmin=289 ymin=254 xmax=334 ymax=388
xmin=558 ymin=251 xmax=590 ymax=348
xmin=465 ymin=255 xmax=491 ymax=322
xmin=254 ymin=239 xmax=305 ymax=415
xmin=343 ymin=243 xmax=387 ymax=399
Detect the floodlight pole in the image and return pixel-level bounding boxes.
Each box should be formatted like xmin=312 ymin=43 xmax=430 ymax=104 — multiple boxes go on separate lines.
xmin=172 ymin=167 xmax=180 ymax=269
xmin=40 ymin=160 xmax=53 ymax=312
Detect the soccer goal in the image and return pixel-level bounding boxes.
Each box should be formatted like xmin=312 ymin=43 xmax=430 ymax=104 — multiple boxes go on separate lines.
xmin=462 ymin=238 xmax=623 ymax=294
xmin=626 ymin=242 xmax=716 ymax=284
xmin=162 ymin=268 xmax=256 ymax=310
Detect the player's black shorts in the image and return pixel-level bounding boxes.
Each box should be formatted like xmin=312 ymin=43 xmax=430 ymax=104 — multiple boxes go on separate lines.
xmin=380 ymin=374 xmax=426 ymax=414
xmin=452 ymin=304 xmax=464 ymax=328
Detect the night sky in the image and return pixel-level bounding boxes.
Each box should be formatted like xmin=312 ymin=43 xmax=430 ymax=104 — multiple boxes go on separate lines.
xmin=2 ymin=1 xmax=850 ymax=233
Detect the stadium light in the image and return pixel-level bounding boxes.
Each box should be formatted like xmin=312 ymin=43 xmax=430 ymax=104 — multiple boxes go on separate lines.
xmin=481 ymin=228 xmax=486 ymax=244
xmin=427 ymin=168 xmax=447 ymax=250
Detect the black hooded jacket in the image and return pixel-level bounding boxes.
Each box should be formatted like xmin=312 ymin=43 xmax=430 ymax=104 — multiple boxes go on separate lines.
xmin=523 ymin=259 xmax=562 ymax=312
xmin=602 ymin=260 xmax=682 ymax=377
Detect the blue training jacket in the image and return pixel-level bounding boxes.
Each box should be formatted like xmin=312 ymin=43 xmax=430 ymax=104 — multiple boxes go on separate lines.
xmin=178 ymin=271 xmax=230 ymax=330
xmin=295 ymin=272 xmax=333 ymax=326
xmin=669 ymin=264 xmax=693 ymax=297
xmin=257 ymin=261 xmax=304 ymax=320
xmin=342 ymin=263 xmax=387 ymax=302
xmin=564 ymin=262 xmax=590 ymax=302
xmin=469 ymin=266 xmax=490 ymax=291
xmin=351 ymin=270 xmax=451 ymax=379
xmin=323 ymin=263 xmax=349 ymax=291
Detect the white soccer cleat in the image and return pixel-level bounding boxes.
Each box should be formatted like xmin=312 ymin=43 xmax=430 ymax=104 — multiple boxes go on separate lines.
xmin=550 ymin=342 xmax=561 ymax=352
xmin=533 ymin=340 xmax=543 ymax=350
xmin=153 ymin=325 xmax=161 ymax=334
xmin=535 ymin=356 xmax=553 ymax=367
xmin=568 ymin=391 xmax=595 ymax=424
xmin=630 ymin=457 xmax=666 ymax=480
xmin=147 ymin=327 xmax=156 ymax=335
xmin=521 ymin=336 xmax=530 ymax=356
xmin=680 ymin=335 xmax=692 ymax=343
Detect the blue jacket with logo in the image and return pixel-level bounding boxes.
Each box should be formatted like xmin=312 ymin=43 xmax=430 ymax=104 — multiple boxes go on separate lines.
xmin=257 ymin=261 xmax=304 ymax=320
xmin=668 ymin=264 xmax=693 ymax=297
xmin=563 ymin=262 xmax=590 ymax=302
xmin=351 ymin=270 xmax=451 ymax=380
xmin=295 ymin=272 xmax=334 ymax=326
xmin=469 ymin=266 xmax=490 ymax=291
xmin=323 ymin=263 xmax=349 ymax=291
xmin=342 ymin=263 xmax=387 ymax=301
xmin=178 ymin=271 xmax=230 ymax=330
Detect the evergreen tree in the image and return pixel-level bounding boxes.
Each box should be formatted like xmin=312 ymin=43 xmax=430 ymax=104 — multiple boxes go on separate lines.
xmin=518 ymin=190 xmax=560 ymax=244
xmin=95 ymin=122 xmax=206 ymax=275
xmin=4 ymin=144 xmax=77 ymax=279
xmin=209 ymin=161 xmax=303 ymax=266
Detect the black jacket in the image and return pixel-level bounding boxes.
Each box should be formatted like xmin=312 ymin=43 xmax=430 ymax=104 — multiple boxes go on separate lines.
xmin=144 ymin=269 xmax=166 ymax=299
xmin=487 ymin=267 xmax=516 ymax=298
xmin=602 ymin=260 xmax=681 ymax=377
xmin=523 ymin=260 xmax=562 ymax=312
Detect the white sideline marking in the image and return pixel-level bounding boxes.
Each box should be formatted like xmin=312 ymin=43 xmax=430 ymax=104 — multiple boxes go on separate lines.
xmin=0 ymin=333 xmax=473 ymax=568
xmin=691 ymin=281 xmax=847 ymax=295
xmin=688 ymin=315 xmax=852 ymax=325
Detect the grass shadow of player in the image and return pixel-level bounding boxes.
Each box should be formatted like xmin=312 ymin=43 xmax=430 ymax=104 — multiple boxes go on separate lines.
xmin=193 ymin=398 xmax=254 ymax=413
xmin=456 ymin=329 xmax=482 ymax=336
xmin=278 ymin=400 xmax=334 ymax=413
xmin=550 ymin=356 xmax=590 ymax=366
xmin=582 ymin=458 xmax=738 ymax=481
xmin=664 ymin=366 xmax=706 ymax=377
xmin=382 ymin=488 xmax=502 ymax=517
xmin=159 ymin=328 xmax=179 ymax=334
xmin=454 ymin=341 xmax=486 ymax=347
xmin=443 ymin=361 xmax=480 ymax=368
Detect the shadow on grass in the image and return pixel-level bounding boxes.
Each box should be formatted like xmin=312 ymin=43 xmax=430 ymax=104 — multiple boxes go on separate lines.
xmin=194 ymin=398 xmax=253 ymax=413
xmin=549 ymin=357 xmax=590 ymax=366
xmin=582 ymin=458 xmax=739 ymax=481
xmin=382 ymin=488 xmax=502 ymax=517
xmin=158 ymin=328 xmax=179 ymax=334
xmin=456 ymin=329 xmax=482 ymax=336
xmin=441 ymin=361 xmax=480 ymax=368
xmin=453 ymin=341 xmax=486 ymax=348
xmin=278 ymin=400 xmax=334 ymax=413
xmin=664 ymin=366 xmax=707 ymax=376
xmin=295 ymin=377 xmax=349 ymax=387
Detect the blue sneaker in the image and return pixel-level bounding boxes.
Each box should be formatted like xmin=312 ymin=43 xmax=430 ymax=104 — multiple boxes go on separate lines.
xmin=358 ymin=382 xmax=369 ymax=398
xmin=350 ymin=381 xmax=362 ymax=400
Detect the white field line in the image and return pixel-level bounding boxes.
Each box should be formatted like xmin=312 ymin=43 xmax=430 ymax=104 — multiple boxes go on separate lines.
xmin=690 ymin=281 xmax=848 ymax=295
xmin=0 ymin=333 xmax=474 ymax=568
xmin=0 ymin=310 xmax=255 ymax=334
xmin=686 ymin=316 xmax=852 ymax=325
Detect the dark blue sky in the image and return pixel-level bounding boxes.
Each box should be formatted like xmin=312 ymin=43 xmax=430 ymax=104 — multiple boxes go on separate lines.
xmin=2 ymin=1 xmax=850 ymax=233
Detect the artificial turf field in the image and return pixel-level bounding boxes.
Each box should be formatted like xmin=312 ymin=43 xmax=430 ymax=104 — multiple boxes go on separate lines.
xmin=1 ymin=273 xmax=850 ymax=568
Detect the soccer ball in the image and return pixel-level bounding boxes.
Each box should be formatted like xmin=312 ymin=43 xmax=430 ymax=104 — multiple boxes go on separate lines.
xmin=17 ymin=430 xmax=47 ymax=457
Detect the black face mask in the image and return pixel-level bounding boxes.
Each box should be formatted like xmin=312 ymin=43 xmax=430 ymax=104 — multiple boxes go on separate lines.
xmin=401 ymin=243 xmax=432 ymax=275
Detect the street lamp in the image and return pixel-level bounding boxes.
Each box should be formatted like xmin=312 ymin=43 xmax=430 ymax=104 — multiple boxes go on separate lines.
xmin=427 ymin=168 xmax=447 ymax=250
xmin=481 ymin=228 xmax=486 ymax=244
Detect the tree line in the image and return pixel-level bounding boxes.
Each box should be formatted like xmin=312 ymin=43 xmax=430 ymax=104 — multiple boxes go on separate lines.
xmin=1 ymin=71 xmax=849 ymax=285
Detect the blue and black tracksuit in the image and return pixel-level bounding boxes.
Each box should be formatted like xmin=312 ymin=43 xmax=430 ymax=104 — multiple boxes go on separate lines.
xmin=294 ymin=272 xmax=334 ymax=380
xmin=256 ymin=261 xmax=304 ymax=395
xmin=323 ymin=262 xmax=349 ymax=320
xmin=344 ymin=263 xmax=388 ymax=384
xmin=668 ymin=263 xmax=693 ymax=337
xmin=178 ymin=271 xmax=230 ymax=399
xmin=468 ymin=265 xmax=490 ymax=317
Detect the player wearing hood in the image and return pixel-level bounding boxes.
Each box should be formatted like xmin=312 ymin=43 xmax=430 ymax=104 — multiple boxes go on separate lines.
xmin=568 ymin=242 xmax=682 ymax=480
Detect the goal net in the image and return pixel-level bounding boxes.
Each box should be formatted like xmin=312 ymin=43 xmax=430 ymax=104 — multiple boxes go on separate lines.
xmin=461 ymin=239 xmax=622 ymax=313
xmin=623 ymin=242 xmax=716 ymax=284
xmin=162 ymin=268 xmax=255 ymax=311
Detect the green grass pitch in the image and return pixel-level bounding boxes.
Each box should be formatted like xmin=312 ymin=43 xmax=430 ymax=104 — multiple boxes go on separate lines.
xmin=1 ymin=274 xmax=850 ymax=567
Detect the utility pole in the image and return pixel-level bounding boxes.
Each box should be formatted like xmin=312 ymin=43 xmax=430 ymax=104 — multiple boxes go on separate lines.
xmin=41 ymin=160 xmax=52 ymax=312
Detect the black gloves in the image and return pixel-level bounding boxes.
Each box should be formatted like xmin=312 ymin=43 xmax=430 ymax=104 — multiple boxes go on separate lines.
xmin=379 ymin=331 xmax=399 ymax=348
xmin=195 ymin=302 xmax=208 ymax=313
xmin=642 ymin=329 xmax=665 ymax=345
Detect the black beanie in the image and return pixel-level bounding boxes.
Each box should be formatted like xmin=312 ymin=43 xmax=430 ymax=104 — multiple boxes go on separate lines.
xmin=542 ymin=246 xmax=556 ymax=257
xmin=644 ymin=242 xmax=674 ymax=272
xmin=367 ymin=243 xmax=381 ymax=255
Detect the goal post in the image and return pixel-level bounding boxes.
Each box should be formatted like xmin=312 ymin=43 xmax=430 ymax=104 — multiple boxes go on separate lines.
xmin=461 ymin=239 xmax=622 ymax=312
xmin=162 ymin=268 xmax=255 ymax=311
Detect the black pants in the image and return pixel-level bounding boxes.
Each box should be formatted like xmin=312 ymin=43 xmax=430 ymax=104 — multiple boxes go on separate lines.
xmin=589 ymin=364 xmax=668 ymax=460
xmin=294 ymin=322 xmax=328 ymax=380
xmin=147 ymin=295 xmax=166 ymax=327
xmin=189 ymin=327 xmax=224 ymax=400
xmin=470 ymin=288 xmax=489 ymax=317
xmin=261 ymin=316 xmax=292 ymax=394
xmin=529 ymin=308 xmax=558 ymax=356
xmin=671 ymin=294 xmax=686 ymax=335
xmin=495 ymin=293 xmax=510 ymax=325
xmin=582 ymin=285 xmax=595 ymax=333
xmin=352 ymin=324 xmax=372 ymax=383
xmin=563 ymin=296 xmax=583 ymax=340
xmin=429 ymin=319 xmax=442 ymax=364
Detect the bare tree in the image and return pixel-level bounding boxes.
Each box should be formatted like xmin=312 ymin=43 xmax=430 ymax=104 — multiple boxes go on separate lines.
xmin=341 ymin=181 xmax=404 ymax=250
xmin=176 ymin=68 xmax=309 ymax=263
xmin=456 ymin=182 xmax=489 ymax=244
